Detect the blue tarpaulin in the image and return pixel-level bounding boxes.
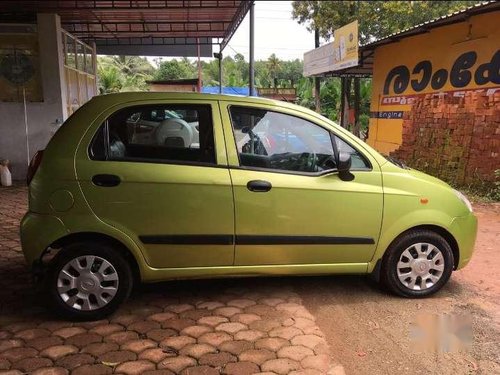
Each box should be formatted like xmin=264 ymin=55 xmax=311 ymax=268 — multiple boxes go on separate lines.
xmin=201 ymin=87 xmax=256 ymax=96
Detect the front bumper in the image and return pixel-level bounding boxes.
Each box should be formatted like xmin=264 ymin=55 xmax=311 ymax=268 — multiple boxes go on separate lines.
xmin=449 ymin=212 xmax=478 ymax=269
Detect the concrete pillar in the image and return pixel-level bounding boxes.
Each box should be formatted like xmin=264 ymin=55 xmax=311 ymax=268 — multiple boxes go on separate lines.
xmin=0 ymin=13 xmax=67 ymax=180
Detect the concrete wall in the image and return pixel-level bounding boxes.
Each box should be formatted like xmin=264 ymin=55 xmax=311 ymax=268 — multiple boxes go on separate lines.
xmin=0 ymin=14 xmax=67 ymax=180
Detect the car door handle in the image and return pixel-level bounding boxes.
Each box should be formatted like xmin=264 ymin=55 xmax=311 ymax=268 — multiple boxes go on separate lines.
xmin=92 ymin=174 xmax=121 ymax=187
xmin=247 ymin=180 xmax=272 ymax=192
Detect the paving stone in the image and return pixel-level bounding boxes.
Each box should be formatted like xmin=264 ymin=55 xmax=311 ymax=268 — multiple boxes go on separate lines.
xmin=218 ymin=340 xmax=253 ymax=356
xmin=159 ymin=355 xmax=197 ymax=373
xmin=261 ymin=358 xmax=300 ymax=374
xmin=161 ymin=318 xmax=196 ymax=332
xmin=244 ymin=305 xmax=283 ymax=318
xmin=181 ymin=325 xmax=213 ymax=338
xmin=198 ymin=332 xmax=232 ymax=347
xmin=40 ymin=344 xmax=79 ymax=360
xmin=238 ymin=348 xmax=276 ymax=365
xmin=180 ymin=343 xmax=217 ymax=359
xmin=1 ymin=347 xmax=38 ymax=362
xmin=180 ymin=309 xmax=213 ymax=321
xmin=160 ymin=335 xmax=196 ymax=351
xmin=143 ymin=370 xmax=175 ymax=375
xmin=128 ymin=320 xmax=161 ymax=334
xmin=180 ymin=365 xmax=219 ymax=375
xmin=98 ymin=350 xmax=137 ymax=364
xmin=121 ymin=339 xmax=157 ymax=354
xmin=82 ymin=342 xmax=120 ymax=356
xmin=148 ymin=312 xmax=177 ymax=323
xmin=234 ymin=329 xmax=265 ymax=342
xmin=14 ymin=328 xmax=50 ymax=341
xmin=0 ymin=358 xmax=10 ymax=370
xmin=89 ymin=323 xmax=124 ymax=336
xmin=0 ymin=339 xmax=23 ymax=353
xmin=110 ymin=314 xmax=143 ymax=326
xmin=269 ymin=326 xmax=302 ymax=340
xmin=71 ymin=364 xmax=113 ymax=375
xmin=222 ymin=361 xmax=259 ymax=375
xmin=277 ymin=345 xmax=314 ymax=362
xmin=115 ymin=359 xmax=156 ymax=375
xmin=196 ymin=302 xmax=224 ymax=310
xmin=197 ymin=316 xmax=228 ymax=327
xmin=249 ymin=319 xmax=281 ymax=332
xmin=300 ymin=354 xmax=330 ymax=372
xmin=37 ymin=322 xmax=73 ymax=332
xmin=230 ymin=313 xmax=261 ymax=325
xmin=139 ymin=348 xmax=174 ymax=363
xmin=166 ymin=304 xmax=194 ymax=314
xmin=255 ymin=337 xmax=289 ymax=352
xmin=291 ymin=318 xmax=316 ymax=331
xmin=147 ymin=328 xmax=177 ymax=341
xmin=55 ymin=353 xmax=95 ymax=369
xmin=32 ymin=366 xmax=69 ymax=375
xmin=259 ymin=298 xmax=285 ymax=307
xmin=11 ymin=357 xmax=53 ymax=372
xmin=215 ymin=322 xmax=247 ymax=334
xmin=52 ymin=327 xmax=86 ymax=339
xmin=26 ymin=336 xmax=64 ymax=351
xmin=290 ymin=335 xmax=325 ymax=350
xmin=213 ymin=307 xmax=242 ymax=318
xmin=289 ymin=369 xmax=323 ymax=375
xmin=199 ymin=351 xmax=236 ymax=367
xmin=302 ymin=326 xmax=324 ymax=337
xmin=0 ymin=370 xmax=22 ymax=375
xmin=65 ymin=333 xmax=102 ymax=348
xmin=104 ymin=331 xmax=140 ymax=344
xmin=227 ymin=299 xmax=256 ymax=309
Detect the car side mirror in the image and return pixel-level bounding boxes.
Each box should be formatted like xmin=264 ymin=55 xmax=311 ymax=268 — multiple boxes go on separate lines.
xmin=338 ymin=152 xmax=354 ymax=181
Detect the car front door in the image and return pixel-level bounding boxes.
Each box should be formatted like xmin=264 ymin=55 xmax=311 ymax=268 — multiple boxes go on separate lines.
xmin=76 ymin=100 xmax=234 ymax=268
xmin=220 ymin=102 xmax=383 ymax=267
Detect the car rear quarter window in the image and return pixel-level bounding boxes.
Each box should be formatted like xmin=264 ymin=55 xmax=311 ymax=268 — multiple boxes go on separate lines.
xmin=89 ymin=104 xmax=216 ymax=165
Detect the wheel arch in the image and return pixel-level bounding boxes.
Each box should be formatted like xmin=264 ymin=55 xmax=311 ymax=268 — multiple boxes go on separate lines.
xmin=48 ymin=232 xmax=142 ymax=283
xmin=382 ymin=224 xmax=459 ymax=269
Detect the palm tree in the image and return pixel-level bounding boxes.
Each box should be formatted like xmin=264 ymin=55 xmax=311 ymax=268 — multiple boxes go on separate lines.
xmin=266 ymin=54 xmax=281 ymax=88
xmin=97 ymin=65 xmax=122 ymax=94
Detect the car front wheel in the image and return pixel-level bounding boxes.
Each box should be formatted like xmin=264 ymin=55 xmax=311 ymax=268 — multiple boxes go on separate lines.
xmin=381 ymin=230 xmax=454 ymax=297
xmin=47 ymin=242 xmax=133 ymax=320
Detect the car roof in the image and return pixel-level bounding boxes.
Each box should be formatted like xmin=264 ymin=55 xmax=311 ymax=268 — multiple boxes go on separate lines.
xmin=89 ymin=91 xmax=308 ymax=114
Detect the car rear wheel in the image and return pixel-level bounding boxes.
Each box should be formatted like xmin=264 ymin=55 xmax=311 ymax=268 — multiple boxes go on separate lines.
xmin=381 ymin=230 xmax=454 ymax=297
xmin=47 ymin=242 xmax=133 ymax=320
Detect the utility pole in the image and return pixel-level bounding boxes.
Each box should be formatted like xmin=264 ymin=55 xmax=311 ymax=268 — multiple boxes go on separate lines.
xmin=249 ymin=2 xmax=255 ymax=96
xmin=314 ymin=28 xmax=321 ymax=112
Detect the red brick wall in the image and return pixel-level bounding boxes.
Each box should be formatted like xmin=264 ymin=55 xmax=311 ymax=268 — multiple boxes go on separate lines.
xmin=390 ymin=91 xmax=500 ymax=188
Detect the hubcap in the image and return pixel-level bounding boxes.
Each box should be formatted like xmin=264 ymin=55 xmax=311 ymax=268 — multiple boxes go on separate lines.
xmin=396 ymin=243 xmax=445 ymax=291
xmin=57 ymin=255 xmax=119 ymax=311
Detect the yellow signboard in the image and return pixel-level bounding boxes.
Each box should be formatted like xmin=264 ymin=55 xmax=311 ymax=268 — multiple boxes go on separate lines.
xmin=366 ymin=11 xmax=500 ymax=154
xmin=332 ymin=20 xmax=359 ymax=71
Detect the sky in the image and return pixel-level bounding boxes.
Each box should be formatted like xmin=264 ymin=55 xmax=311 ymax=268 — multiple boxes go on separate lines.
xmin=223 ymin=0 xmax=316 ymax=61
xmin=148 ymin=1 xmax=317 ymax=66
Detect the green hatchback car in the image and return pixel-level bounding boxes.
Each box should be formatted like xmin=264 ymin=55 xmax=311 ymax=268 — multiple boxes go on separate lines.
xmin=21 ymin=92 xmax=477 ymax=320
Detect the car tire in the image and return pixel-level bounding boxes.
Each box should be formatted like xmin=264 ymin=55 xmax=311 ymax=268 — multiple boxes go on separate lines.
xmin=46 ymin=242 xmax=133 ymax=320
xmin=381 ymin=229 xmax=454 ymax=298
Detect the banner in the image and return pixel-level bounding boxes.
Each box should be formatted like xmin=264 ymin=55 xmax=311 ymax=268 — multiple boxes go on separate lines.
xmin=332 ymin=20 xmax=359 ymax=71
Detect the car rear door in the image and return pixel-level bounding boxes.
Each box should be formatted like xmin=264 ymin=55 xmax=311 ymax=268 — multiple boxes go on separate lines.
xmin=220 ymin=101 xmax=383 ymax=267
xmin=75 ymin=99 xmax=235 ymax=269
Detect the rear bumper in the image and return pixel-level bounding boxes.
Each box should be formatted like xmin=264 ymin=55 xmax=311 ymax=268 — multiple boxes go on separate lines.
xmin=20 ymin=212 xmax=68 ymax=267
xmin=450 ymin=212 xmax=478 ymax=270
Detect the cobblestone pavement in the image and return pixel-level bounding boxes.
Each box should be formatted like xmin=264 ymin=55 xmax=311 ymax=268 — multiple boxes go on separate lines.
xmin=0 ymin=186 xmax=334 ymax=375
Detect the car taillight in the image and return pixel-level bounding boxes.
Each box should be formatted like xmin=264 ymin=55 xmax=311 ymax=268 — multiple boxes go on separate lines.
xmin=27 ymin=150 xmax=44 ymax=185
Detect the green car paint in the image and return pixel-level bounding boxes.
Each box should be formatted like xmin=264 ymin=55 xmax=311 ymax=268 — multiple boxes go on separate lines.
xmin=21 ymin=92 xmax=477 ymax=284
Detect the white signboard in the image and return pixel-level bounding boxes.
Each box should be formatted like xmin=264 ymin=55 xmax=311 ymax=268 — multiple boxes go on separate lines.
xmin=303 ymin=41 xmax=334 ymax=77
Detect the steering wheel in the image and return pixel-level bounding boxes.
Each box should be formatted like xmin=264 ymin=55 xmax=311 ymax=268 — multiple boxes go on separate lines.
xmin=295 ymin=152 xmax=317 ymax=172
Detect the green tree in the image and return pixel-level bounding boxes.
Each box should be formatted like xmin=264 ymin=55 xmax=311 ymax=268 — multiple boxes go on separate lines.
xmin=97 ymin=55 xmax=154 ymax=93
xmin=154 ymin=58 xmax=196 ymax=80
xmin=267 ymin=54 xmax=282 ymax=88
xmin=292 ymin=1 xmax=478 ymax=42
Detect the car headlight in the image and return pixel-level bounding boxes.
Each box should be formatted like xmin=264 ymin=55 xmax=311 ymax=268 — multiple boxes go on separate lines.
xmin=453 ymin=189 xmax=473 ymax=212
